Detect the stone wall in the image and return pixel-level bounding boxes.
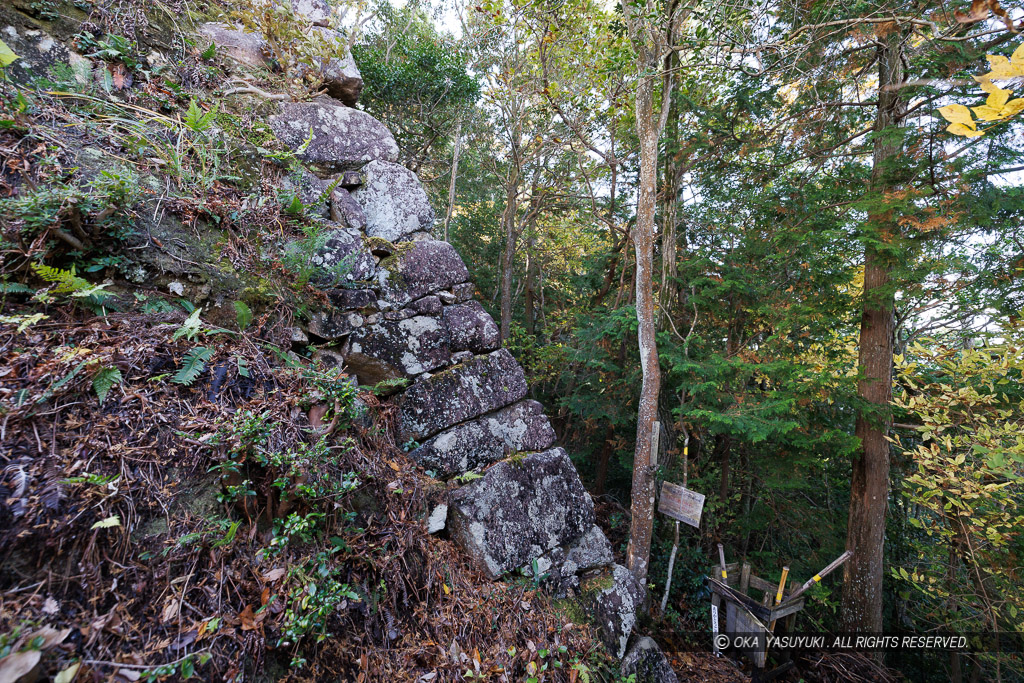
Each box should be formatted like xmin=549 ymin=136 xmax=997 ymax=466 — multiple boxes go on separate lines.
xmin=204 ymin=5 xmax=668 ymax=672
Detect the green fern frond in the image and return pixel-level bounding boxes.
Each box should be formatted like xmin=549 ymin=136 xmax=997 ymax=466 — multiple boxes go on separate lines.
xmin=173 ymin=347 xmax=214 ymax=386
xmin=93 ymin=366 xmax=122 ymax=404
xmin=32 ymin=263 xmax=91 ymax=294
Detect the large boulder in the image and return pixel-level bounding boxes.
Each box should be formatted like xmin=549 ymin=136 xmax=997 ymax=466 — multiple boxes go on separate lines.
xmin=330 ymin=188 xmax=366 ymax=230
xmin=198 ymin=23 xmax=268 ymax=69
xmin=408 ymin=399 xmax=555 ymax=478
xmin=351 ymin=161 xmax=435 ymax=241
xmin=291 ymin=0 xmax=332 ymax=25
xmin=584 ymin=564 xmax=645 ymax=659
xmin=377 ymin=241 xmax=470 ymax=306
xmin=344 ymin=316 xmax=451 ymax=384
xmin=523 ymin=524 xmax=615 ymax=596
xmin=270 ymin=101 xmax=397 ymax=172
xmin=443 ymin=301 xmax=500 ymax=353
xmin=311 ymin=27 xmax=363 ymax=106
xmin=307 ymin=228 xmax=376 ymax=284
xmin=0 ymin=24 xmax=91 ymax=86
xmin=448 ymin=448 xmax=596 ymax=578
xmin=621 ymin=638 xmax=679 ymax=683
xmin=397 ymin=349 xmax=527 ymax=442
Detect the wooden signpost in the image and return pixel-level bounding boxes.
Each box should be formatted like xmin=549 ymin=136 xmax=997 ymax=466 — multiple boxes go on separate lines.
xmin=658 ymin=480 xmax=705 ymax=528
xmin=657 ymin=424 xmax=706 ymax=613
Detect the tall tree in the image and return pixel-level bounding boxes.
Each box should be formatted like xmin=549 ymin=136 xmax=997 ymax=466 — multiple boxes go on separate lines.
xmin=618 ymin=0 xmax=677 ymax=585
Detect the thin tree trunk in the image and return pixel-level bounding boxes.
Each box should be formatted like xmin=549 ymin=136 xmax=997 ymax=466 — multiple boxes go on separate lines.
xmin=499 ymin=172 xmax=519 ymax=343
xmin=841 ymin=33 xmax=905 ymax=635
xmin=524 ymin=231 xmax=538 ymax=335
xmin=659 ymin=53 xmax=680 ymax=327
xmin=443 ymin=118 xmax=463 ymax=242
xmin=624 ymin=72 xmax=662 ymax=586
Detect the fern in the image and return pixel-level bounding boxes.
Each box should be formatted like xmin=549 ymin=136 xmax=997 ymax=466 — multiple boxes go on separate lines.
xmin=173 ymin=347 xmax=214 ymax=386
xmin=234 ymin=301 xmax=253 ymax=331
xmin=32 ymin=263 xmax=112 ymax=302
xmin=33 ymin=263 xmax=93 ymax=294
xmin=184 ymin=99 xmax=217 ymax=133
xmin=92 ymin=366 xmax=122 ymax=405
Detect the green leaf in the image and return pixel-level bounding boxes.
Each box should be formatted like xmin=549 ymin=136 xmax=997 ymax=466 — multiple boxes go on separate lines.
xmin=173 ymin=308 xmax=203 ymax=341
xmin=234 ymin=300 xmax=253 ymax=331
xmin=173 ymin=347 xmax=214 ymax=386
xmin=201 ymin=43 xmax=216 ymax=60
xmin=236 ymin=355 xmax=250 ymax=378
xmin=0 ymin=39 xmax=20 ymax=68
xmin=91 ymin=515 xmax=121 ymax=529
xmin=93 ymin=366 xmax=122 ymax=405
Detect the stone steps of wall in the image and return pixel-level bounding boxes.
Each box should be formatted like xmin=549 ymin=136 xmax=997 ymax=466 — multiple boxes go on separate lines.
xmin=259 ymin=56 xmax=674 ymax=677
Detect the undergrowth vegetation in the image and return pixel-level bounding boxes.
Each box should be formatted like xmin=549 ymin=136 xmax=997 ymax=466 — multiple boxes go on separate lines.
xmin=0 ymin=0 xmax=620 ymax=680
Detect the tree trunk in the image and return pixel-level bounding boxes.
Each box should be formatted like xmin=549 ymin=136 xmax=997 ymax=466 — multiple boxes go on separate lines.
xmin=443 ymin=118 xmax=463 ymax=242
xmin=841 ymin=33 xmax=904 ymax=635
xmin=624 ymin=72 xmax=662 ymax=586
xmin=499 ymin=172 xmax=519 ymax=343
xmin=524 ymin=231 xmax=538 ymax=335
xmin=659 ymin=52 xmax=680 ymax=327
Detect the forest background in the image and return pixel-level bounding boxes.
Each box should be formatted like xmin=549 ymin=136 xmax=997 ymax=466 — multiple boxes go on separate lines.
xmin=350 ymin=0 xmax=1024 ymax=680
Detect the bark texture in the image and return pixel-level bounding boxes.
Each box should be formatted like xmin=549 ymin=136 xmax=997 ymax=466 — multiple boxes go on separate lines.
xmin=841 ymin=33 xmax=905 ymax=635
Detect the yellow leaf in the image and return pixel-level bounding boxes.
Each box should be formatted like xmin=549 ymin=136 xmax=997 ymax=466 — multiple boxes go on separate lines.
xmin=442 ymin=583 xmax=451 ymax=595
xmin=91 ymin=515 xmax=121 ymax=529
xmin=987 ymin=86 xmax=1011 ymax=110
xmin=0 ymin=39 xmax=18 ymax=68
xmin=938 ymin=104 xmax=975 ymax=128
xmin=1012 ymin=42 xmax=1024 ymax=64
xmin=55 ymin=662 xmax=81 ymax=683
xmin=972 ymin=105 xmax=1006 ymax=122
xmin=945 ymin=123 xmax=983 ymax=137
xmin=979 ymin=78 xmax=999 ymax=94
xmin=1004 ymin=99 xmax=1024 ymax=116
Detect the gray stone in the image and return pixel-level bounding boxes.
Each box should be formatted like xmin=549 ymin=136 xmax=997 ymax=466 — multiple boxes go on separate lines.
xmin=382 ymin=308 xmax=415 ymax=321
xmin=270 ymin=102 xmax=397 ymax=172
xmin=443 ymin=301 xmax=500 ymax=354
xmin=427 ymin=504 xmax=448 ymax=534
xmin=198 ymin=23 xmax=268 ymax=68
xmin=521 ymin=524 xmax=614 ymax=597
xmin=378 ymin=241 xmax=470 ymax=306
xmin=328 ymin=288 xmax=376 ymax=311
xmin=311 ymin=27 xmax=364 ymax=106
xmin=282 ymin=168 xmax=330 ymax=217
xmin=621 ymin=638 xmax=678 ymax=683
xmin=450 ymin=351 xmax=474 ymax=364
xmin=290 ymin=327 xmax=309 ymax=344
xmin=0 ymin=25 xmax=90 ymax=86
xmin=339 ymin=170 xmax=364 ymax=188
xmin=308 ymin=309 xmax=363 ymax=341
xmin=448 ymin=448 xmax=595 ymax=578
xmin=585 ymin=564 xmax=644 ymax=659
xmin=409 ymin=295 xmax=442 ymax=316
xmin=291 ymin=0 xmax=331 ymax=25
xmin=309 ymin=228 xmax=376 ymax=284
xmin=397 ymin=349 xmax=527 ymax=442
xmin=330 ymin=188 xmax=366 ymax=230
xmin=408 ymin=399 xmax=556 ymax=478
xmin=352 ymin=161 xmax=435 ymax=241
xmin=313 ymin=347 xmax=346 ymax=372
xmin=453 ymin=283 xmax=476 ymax=303
xmin=344 ymin=316 xmax=450 ymax=384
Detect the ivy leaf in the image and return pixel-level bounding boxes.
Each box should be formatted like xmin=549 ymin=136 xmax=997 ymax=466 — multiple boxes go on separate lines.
xmin=173 ymin=346 xmax=214 ymax=386
xmin=0 ymin=39 xmax=19 ymax=68
xmin=93 ymin=366 xmax=122 ymax=405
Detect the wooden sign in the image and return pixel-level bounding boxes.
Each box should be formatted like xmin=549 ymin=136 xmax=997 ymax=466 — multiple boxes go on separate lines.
xmin=659 ymin=481 xmax=705 ymax=528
